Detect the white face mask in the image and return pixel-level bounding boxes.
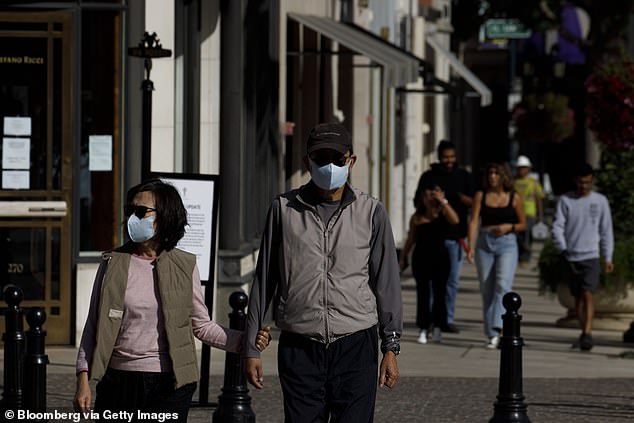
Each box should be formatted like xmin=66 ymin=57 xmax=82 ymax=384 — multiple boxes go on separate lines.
xmin=309 ymin=159 xmax=350 ymax=190
xmin=127 ymin=214 xmax=156 ymax=243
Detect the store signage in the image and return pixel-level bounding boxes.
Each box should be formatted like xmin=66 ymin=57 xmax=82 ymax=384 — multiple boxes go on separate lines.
xmin=8 ymin=263 xmax=24 ymax=274
xmin=484 ymin=19 xmax=532 ymax=39
xmin=0 ymin=56 xmax=45 ymax=64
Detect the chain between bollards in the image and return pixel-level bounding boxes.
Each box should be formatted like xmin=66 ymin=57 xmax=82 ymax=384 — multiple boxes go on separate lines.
xmin=212 ymin=292 xmax=256 ymax=423
xmin=489 ymin=292 xmax=531 ymax=423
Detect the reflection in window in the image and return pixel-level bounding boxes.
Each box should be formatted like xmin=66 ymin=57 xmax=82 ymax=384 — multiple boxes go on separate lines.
xmin=79 ymin=10 xmax=121 ymax=251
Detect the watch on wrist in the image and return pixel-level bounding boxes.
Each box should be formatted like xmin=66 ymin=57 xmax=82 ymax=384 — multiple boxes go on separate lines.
xmin=381 ymin=343 xmax=400 ymax=356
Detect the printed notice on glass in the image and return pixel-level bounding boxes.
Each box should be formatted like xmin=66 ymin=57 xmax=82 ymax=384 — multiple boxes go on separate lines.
xmin=2 ymin=170 xmax=29 ymax=189
xmin=88 ymin=135 xmax=112 ymax=171
xmin=163 ymin=178 xmax=215 ymax=281
xmin=3 ymin=117 xmax=31 ymax=136
xmin=2 ymin=138 xmax=30 ymax=169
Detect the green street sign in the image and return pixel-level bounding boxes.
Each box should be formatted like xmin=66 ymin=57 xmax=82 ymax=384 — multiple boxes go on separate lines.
xmin=484 ymin=19 xmax=532 ymax=39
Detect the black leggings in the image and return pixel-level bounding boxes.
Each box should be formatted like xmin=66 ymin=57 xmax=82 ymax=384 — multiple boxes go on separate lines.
xmin=414 ymin=271 xmax=448 ymax=330
xmin=94 ymin=368 xmax=196 ymax=423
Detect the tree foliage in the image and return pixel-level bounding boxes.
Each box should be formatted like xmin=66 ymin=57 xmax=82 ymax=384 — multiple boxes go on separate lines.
xmin=595 ymin=147 xmax=634 ymax=241
xmin=451 ymin=0 xmax=634 ymax=61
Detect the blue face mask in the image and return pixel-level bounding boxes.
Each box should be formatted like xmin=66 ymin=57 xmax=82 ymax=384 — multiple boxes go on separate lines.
xmin=309 ymin=159 xmax=350 ymax=191
xmin=127 ymin=214 xmax=156 ymax=243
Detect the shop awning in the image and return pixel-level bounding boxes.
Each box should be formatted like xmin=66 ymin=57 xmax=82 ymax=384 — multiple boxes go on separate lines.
xmin=426 ymin=35 xmax=492 ymax=106
xmin=288 ymin=13 xmax=420 ymax=87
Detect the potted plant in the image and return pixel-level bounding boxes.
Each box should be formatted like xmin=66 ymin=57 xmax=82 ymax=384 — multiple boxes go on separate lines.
xmin=538 ymin=237 xmax=634 ymax=330
xmin=538 ymin=52 xmax=634 ymax=330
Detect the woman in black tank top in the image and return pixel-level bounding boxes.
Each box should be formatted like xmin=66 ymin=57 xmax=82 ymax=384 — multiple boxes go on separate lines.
xmin=466 ymin=163 xmax=526 ymax=349
xmin=400 ymin=185 xmax=459 ymax=344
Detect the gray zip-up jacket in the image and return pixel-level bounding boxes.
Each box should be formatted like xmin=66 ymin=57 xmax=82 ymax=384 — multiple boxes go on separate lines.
xmin=245 ymin=182 xmax=402 ymax=358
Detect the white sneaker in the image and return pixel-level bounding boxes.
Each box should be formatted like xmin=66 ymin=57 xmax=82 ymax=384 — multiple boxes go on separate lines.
xmin=431 ymin=326 xmax=442 ymax=343
xmin=417 ymin=330 xmax=428 ymax=344
xmin=486 ymin=335 xmax=500 ymax=349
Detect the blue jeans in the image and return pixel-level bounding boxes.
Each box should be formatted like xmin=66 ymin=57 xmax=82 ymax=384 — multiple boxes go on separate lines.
xmin=444 ymin=239 xmax=465 ymax=324
xmin=475 ymin=230 xmax=518 ymax=338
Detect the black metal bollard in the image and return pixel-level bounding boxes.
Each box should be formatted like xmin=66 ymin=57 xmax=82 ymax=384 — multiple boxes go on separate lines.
xmin=489 ymin=292 xmax=531 ymax=423
xmin=1 ymin=286 xmax=25 ymax=411
xmin=212 ymin=292 xmax=256 ymax=423
xmin=24 ymin=307 xmax=49 ymax=418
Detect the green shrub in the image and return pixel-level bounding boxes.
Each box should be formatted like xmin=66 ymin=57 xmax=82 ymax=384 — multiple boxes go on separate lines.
xmin=596 ymin=148 xmax=634 ymax=242
xmin=612 ymin=238 xmax=634 ymax=284
xmin=537 ymin=238 xmax=567 ymax=295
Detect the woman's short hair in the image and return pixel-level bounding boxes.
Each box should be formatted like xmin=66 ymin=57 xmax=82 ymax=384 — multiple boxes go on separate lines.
xmin=126 ymin=178 xmax=188 ymax=251
xmin=482 ymin=162 xmax=514 ymax=192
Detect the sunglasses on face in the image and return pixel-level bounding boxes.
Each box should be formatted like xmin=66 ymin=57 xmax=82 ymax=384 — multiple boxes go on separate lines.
xmin=124 ymin=205 xmax=156 ymax=218
xmin=310 ymin=154 xmax=350 ymax=167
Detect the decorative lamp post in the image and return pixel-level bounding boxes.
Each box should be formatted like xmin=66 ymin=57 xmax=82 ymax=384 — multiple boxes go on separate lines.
xmin=128 ymin=32 xmax=172 ymax=180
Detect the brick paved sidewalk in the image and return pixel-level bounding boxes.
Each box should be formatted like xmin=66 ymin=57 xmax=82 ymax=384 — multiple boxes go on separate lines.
xmin=4 ymin=241 xmax=634 ymax=422
xmin=40 ymin=374 xmax=634 ymax=423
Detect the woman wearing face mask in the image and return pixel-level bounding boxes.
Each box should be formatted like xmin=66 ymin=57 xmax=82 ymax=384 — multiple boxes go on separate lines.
xmin=74 ymin=179 xmax=271 ymax=421
xmin=467 ymin=163 xmax=526 ymax=349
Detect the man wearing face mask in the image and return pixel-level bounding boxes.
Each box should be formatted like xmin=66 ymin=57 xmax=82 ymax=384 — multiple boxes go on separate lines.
xmin=244 ymin=122 xmax=402 ymax=422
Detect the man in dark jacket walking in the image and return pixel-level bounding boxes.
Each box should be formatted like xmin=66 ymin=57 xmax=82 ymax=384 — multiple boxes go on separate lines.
xmin=413 ymin=140 xmax=475 ymax=333
xmin=244 ymin=123 xmax=402 ymax=423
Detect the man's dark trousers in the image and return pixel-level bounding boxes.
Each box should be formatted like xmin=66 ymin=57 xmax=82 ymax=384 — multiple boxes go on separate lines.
xmin=278 ymin=326 xmax=378 ymax=423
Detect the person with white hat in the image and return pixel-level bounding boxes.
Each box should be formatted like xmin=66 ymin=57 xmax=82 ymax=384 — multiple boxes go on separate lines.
xmin=513 ymin=155 xmax=544 ymax=267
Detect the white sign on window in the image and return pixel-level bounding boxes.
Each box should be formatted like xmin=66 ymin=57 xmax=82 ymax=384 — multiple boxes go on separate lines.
xmin=3 ymin=117 xmax=31 ymax=136
xmin=2 ymin=138 xmax=30 ymax=169
xmin=88 ymin=135 xmax=113 ymax=171
xmin=2 ymin=170 xmax=29 ymax=189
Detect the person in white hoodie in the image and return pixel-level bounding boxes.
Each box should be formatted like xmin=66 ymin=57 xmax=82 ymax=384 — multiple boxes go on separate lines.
xmin=552 ymin=163 xmax=614 ymax=351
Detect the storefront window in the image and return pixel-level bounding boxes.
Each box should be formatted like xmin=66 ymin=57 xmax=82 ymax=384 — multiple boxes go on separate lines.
xmin=79 ymin=10 xmax=122 ymax=252
xmin=0 ymin=36 xmax=56 ymax=191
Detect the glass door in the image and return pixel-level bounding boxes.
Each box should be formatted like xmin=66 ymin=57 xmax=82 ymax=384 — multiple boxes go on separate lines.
xmin=0 ymin=11 xmax=73 ymax=344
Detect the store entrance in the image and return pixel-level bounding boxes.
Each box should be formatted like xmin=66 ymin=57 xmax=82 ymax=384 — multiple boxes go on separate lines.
xmin=0 ymin=11 xmax=73 ymax=344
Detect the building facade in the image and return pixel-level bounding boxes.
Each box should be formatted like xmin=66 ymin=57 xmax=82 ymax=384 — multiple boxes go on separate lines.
xmin=0 ymin=0 xmax=488 ymax=345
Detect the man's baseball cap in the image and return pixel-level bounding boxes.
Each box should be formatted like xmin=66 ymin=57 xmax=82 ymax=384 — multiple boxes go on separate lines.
xmin=307 ymin=123 xmax=352 ymax=155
